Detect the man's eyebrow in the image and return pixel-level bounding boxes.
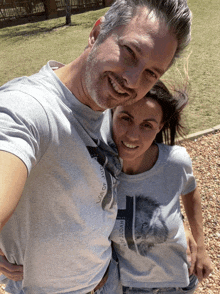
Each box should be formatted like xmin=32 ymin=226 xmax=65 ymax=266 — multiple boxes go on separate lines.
xmin=131 ymin=41 xmax=143 ymax=55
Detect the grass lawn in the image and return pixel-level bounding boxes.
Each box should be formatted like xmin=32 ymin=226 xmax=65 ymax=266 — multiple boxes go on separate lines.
xmin=0 ymin=0 xmax=219 ymax=134
xmin=163 ymin=0 xmax=220 ymax=134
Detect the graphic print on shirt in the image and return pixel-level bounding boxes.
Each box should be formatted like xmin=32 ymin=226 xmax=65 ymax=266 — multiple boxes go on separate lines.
xmin=117 ymin=195 xmax=168 ymax=256
xmin=86 ymin=141 xmax=118 ymax=212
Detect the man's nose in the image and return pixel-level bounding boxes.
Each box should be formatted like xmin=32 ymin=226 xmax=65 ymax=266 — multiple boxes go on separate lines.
xmin=122 ymin=66 xmax=143 ymax=88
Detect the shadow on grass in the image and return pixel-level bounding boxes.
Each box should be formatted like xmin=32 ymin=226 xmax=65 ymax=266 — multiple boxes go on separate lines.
xmin=0 ymin=6 xmax=104 ymax=41
xmin=0 ymin=20 xmax=83 ymax=41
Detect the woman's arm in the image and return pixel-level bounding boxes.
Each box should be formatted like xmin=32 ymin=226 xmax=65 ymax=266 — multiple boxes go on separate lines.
xmin=183 ymin=222 xmax=197 ymax=275
xmin=0 ymin=249 xmax=23 ymax=281
xmin=181 ymin=187 xmax=213 ymax=282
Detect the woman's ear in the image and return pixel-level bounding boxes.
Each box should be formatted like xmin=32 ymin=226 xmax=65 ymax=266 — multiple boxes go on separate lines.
xmin=88 ymin=16 xmax=105 ymax=47
xmin=158 ymin=122 xmax=164 ymax=133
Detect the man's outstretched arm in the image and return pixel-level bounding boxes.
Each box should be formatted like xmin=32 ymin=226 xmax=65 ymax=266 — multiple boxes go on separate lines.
xmin=0 ymin=151 xmax=27 ymax=232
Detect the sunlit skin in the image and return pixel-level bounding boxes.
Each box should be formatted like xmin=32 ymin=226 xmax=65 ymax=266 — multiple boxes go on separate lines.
xmin=55 ymin=7 xmax=178 ymax=111
xmin=112 ymin=97 xmax=164 ymax=175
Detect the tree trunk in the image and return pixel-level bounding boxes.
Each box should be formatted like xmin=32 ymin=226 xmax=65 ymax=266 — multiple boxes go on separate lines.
xmin=66 ymin=0 xmax=71 ymax=25
xmin=104 ymin=0 xmax=114 ymax=7
xmin=43 ymin=0 xmax=57 ymax=19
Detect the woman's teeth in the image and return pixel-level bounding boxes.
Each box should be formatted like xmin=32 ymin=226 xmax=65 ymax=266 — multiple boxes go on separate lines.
xmin=123 ymin=142 xmax=137 ymax=149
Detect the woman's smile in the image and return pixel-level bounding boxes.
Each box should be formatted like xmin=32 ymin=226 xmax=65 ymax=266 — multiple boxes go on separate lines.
xmin=122 ymin=141 xmax=139 ymax=149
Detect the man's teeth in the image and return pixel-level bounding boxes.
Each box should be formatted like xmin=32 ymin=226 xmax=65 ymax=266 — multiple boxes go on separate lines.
xmin=110 ymin=78 xmax=125 ymax=94
xmin=123 ymin=142 xmax=137 ymax=149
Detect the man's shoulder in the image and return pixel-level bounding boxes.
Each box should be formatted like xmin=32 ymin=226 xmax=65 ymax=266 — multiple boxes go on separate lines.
xmin=0 ymin=61 xmax=62 ymax=97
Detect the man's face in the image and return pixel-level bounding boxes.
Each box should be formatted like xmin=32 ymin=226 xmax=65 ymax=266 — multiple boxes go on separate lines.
xmin=84 ymin=8 xmax=178 ymax=111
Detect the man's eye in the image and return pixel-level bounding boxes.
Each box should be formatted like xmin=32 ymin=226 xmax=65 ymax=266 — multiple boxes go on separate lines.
xmin=146 ymin=69 xmax=157 ymax=79
xmin=124 ymin=45 xmax=135 ymax=58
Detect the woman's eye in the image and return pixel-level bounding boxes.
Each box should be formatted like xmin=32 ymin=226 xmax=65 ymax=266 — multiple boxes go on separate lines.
xmin=143 ymin=123 xmax=152 ymax=129
xmin=121 ymin=116 xmax=131 ymax=122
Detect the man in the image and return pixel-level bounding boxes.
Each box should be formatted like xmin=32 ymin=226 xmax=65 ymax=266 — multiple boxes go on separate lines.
xmin=0 ymin=0 xmax=192 ymax=293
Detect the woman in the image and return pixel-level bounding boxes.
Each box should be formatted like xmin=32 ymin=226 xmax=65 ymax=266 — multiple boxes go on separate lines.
xmin=99 ymin=80 xmax=213 ymax=294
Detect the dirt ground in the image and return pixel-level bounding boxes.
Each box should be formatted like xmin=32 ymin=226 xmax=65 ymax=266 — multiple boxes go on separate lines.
xmin=0 ymin=131 xmax=219 ymax=294
xmin=180 ymin=131 xmax=220 ymax=293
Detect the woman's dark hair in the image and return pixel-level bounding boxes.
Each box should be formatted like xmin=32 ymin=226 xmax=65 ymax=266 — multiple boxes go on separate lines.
xmin=146 ymin=80 xmax=188 ymax=145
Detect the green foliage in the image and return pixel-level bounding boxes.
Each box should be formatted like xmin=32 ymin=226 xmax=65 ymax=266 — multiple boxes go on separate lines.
xmin=0 ymin=2 xmax=219 ymax=134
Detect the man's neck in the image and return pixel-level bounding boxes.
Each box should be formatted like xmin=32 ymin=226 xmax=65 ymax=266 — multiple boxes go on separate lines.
xmin=54 ymin=51 xmax=96 ymax=110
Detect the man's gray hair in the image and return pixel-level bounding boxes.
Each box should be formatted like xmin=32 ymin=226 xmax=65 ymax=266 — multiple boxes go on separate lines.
xmin=98 ymin=0 xmax=192 ymax=61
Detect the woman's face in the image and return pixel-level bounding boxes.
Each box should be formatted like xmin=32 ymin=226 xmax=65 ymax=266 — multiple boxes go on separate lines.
xmin=112 ymin=97 xmax=164 ymax=164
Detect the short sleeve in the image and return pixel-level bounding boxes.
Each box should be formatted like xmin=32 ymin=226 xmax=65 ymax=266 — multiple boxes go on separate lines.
xmin=180 ymin=148 xmax=197 ymax=195
xmin=0 ymin=90 xmax=50 ymax=174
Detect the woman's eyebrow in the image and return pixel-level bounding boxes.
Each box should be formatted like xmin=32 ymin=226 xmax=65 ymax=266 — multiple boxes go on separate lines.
xmin=143 ymin=118 xmax=158 ymax=124
xmin=120 ymin=111 xmax=159 ymax=124
xmin=120 ymin=110 xmax=133 ymax=118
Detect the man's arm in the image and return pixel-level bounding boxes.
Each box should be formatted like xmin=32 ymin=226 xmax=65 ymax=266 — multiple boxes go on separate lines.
xmin=0 ymin=151 xmax=27 ymax=231
xmin=182 ymin=187 xmax=213 ymax=282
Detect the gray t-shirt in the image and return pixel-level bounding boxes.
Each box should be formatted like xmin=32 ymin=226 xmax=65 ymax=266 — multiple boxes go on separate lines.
xmin=111 ymin=143 xmax=196 ymax=288
xmin=0 ymin=61 xmax=121 ymax=293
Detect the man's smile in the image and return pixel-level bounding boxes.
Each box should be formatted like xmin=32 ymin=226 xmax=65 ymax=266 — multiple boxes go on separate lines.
xmin=109 ymin=76 xmax=125 ymax=94
xmin=107 ymin=73 xmax=132 ymax=97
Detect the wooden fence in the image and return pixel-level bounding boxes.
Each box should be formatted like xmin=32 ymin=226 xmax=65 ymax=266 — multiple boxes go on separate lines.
xmin=0 ymin=0 xmax=111 ymax=28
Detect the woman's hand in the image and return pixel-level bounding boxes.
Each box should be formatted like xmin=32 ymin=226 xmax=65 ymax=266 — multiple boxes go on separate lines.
xmin=183 ymin=222 xmax=213 ymax=281
xmin=0 ymin=249 xmax=23 ymax=281
xmin=184 ymin=223 xmax=197 ymax=275
xmin=182 ymin=189 xmax=214 ymax=282
xmin=194 ymin=247 xmax=213 ymax=282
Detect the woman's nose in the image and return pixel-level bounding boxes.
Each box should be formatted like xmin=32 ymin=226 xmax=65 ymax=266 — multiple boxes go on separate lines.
xmin=126 ymin=125 xmax=139 ymax=141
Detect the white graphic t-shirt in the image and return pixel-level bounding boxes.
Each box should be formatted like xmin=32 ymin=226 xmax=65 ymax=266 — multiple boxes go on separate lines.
xmin=111 ymin=144 xmax=196 ymax=289
xmin=0 ymin=61 xmax=121 ymax=294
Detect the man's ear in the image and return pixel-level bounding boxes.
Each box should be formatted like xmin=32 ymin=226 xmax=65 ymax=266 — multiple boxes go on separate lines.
xmin=88 ymin=16 xmax=105 ymax=47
